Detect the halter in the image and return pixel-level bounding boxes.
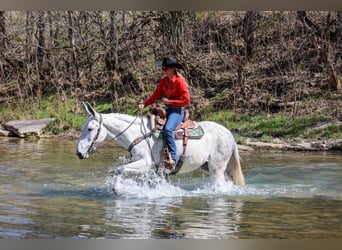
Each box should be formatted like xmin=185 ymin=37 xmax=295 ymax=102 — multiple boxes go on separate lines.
xmin=87 ymin=114 xmax=103 ymax=154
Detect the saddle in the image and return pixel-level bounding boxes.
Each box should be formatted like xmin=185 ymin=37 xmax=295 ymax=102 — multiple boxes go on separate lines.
xmin=148 ymin=106 xmax=204 ymax=140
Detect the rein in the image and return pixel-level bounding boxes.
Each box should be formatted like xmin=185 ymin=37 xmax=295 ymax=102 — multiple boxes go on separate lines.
xmin=127 ymin=112 xmax=157 ymax=166
xmin=110 ymin=115 xmax=139 ymax=143
xmin=88 ymin=113 xmax=138 ymax=154
xmin=88 ymin=111 xmax=156 ymax=166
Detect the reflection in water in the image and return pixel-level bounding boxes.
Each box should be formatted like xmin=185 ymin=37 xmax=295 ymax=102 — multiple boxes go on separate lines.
xmin=177 ymin=197 xmax=243 ymax=239
xmin=104 ymin=197 xmax=181 ymax=238
xmin=103 ymin=196 xmax=244 ymax=239
xmin=0 ymin=138 xmax=342 ymax=239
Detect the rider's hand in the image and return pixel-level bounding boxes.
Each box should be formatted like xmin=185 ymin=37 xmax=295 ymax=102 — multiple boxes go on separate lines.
xmin=161 ymin=97 xmax=171 ymax=105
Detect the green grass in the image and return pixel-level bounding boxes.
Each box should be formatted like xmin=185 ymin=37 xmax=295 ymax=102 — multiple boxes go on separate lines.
xmin=0 ymin=97 xmax=87 ymax=135
xmin=304 ymin=121 xmax=342 ymax=139
xmin=1 ymin=98 xmax=341 ymax=141
xmin=0 ymin=97 xmax=139 ymax=136
xmin=203 ymin=111 xmax=335 ymax=140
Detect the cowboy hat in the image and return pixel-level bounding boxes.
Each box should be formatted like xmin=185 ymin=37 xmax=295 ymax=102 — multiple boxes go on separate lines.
xmin=156 ymin=56 xmax=185 ymax=70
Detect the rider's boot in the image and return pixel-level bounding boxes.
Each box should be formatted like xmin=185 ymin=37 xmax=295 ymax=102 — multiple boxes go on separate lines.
xmin=163 ymin=148 xmax=176 ymax=174
xmin=163 ymin=160 xmax=176 ymax=175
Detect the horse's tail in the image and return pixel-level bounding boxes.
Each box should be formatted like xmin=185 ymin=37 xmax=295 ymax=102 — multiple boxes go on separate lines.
xmin=227 ymin=143 xmax=245 ymax=186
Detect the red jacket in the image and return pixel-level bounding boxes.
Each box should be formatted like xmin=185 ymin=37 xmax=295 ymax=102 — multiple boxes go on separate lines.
xmin=144 ymin=74 xmax=190 ymax=107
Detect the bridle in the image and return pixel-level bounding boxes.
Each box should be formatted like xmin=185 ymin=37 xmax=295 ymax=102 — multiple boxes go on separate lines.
xmin=86 ymin=111 xmax=157 ymax=168
xmin=87 ymin=114 xmax=103 ymax=154
xmin=87 ymin=113 xmax=139 ymax=155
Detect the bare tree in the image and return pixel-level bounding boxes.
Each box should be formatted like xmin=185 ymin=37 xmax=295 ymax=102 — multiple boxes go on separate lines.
xmin=33 ymin=11 xmax=45 ymax=101
xmin=67 ymin=11 xmax=80 ymax=87
xmin=0 ymin=11 xmax=6 ymax=81
xmin=36 ymin=11 xmax=45 ymax=80
xmin=297 ymin=11 xmax=341 ymax=91
xmin=105 ymin=11 xmax=118 ymax=71
xmin=157 ymin=11 xmax=186 ymax=55
xmin=243 ymin=11 xmax=259 ymax=61
xmin=25 ymin=12 xmax=33 ymax=61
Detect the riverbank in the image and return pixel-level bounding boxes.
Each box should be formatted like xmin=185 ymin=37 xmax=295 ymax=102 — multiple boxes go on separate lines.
xmin=1 ymin=116 xmax=342 ymax=152
xmin=1 ymin=98 xmax=341 ymax=152
xmin=30 ymin=129 xmax=342 ymax=153
xmin=242 ymin=137 xmax=342 ymax=152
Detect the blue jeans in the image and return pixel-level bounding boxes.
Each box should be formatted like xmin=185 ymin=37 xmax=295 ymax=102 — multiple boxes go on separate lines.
xmin=164 ymin=107 xmax=184 ymax=163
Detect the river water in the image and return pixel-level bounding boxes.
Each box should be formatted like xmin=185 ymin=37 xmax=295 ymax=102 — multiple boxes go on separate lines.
xmin=0 ymin=137 xmax=341 ymax=239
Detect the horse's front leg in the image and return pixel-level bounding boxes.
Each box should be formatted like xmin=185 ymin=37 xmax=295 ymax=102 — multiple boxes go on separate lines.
xmin=112 ymin=158 xmax=151 ymax=194
xmin=116 ymin=158 xmax=150 ymax=174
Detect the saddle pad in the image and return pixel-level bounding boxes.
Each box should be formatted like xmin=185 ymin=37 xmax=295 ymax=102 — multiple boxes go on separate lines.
xmin=153 ymin=125 xmax=204 ymax=140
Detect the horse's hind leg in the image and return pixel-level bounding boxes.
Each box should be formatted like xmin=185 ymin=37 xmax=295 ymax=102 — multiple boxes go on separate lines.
xmin=214 ymin=167 xmax=229 ymax=186
xmin=208 ymin=144 xmax=245 ymax=187
xmin=207 ymin=156 xmax=230 ymax=186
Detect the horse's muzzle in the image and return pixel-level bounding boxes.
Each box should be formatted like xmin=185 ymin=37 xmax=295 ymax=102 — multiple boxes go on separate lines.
xmin=76 ymin=151 xmax=85 ymax=159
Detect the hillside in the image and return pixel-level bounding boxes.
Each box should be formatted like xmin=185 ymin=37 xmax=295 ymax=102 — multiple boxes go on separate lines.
xmin=0 ymin=11 xmax=341 ymax=146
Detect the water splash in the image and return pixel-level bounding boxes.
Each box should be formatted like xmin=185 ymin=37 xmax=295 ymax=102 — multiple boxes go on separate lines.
xmin=104 ymin=167 xmax=341 ymax=200
xmin=105 ymin=171 xmax=187 ymax=199
xmin=104 ymin=169 xmax=247 ymax=199
xmin=104 ymin=158 xmax=342 ymax=200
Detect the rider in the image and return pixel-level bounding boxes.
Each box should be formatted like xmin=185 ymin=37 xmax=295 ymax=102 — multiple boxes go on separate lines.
xmin=138 ymin=56 xmax=190 ymax=169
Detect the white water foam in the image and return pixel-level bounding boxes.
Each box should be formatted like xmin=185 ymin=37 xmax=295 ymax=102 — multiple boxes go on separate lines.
xmin=104 ymin=170 xmax=247 ymax=199
xmin=104 ymin=171 xmax=333 ymax=200
xmin=104 ymin=159 xmax=340 ymax=200
xmin=105 ymin=172 xmax=186 ymax=199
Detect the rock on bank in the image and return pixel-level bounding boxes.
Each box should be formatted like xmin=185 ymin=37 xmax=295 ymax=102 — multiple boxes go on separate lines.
xmin=0 ymin=118 xmax=55 ymax=138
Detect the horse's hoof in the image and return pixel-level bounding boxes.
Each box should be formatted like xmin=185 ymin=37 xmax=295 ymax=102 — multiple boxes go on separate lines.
xmin=112 ymin=187 xmax=118 ymax=195
xmin=112 ymin=186 xmax=123 ymax=196
xmin=114 ymin=168 xmax=123 ymax=175
xmin=156 ymin=167 xmax=165 ymax=176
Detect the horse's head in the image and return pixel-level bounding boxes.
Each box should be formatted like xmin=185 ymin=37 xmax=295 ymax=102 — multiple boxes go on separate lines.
xmin=76 ymin=102 xmax=107 ymax=159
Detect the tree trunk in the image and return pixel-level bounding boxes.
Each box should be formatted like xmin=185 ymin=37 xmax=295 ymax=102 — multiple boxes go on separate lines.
xmin=106 ymin=10 xmax=118 ymax=71
xmin=324 ymin=13 xmax=341 ymax=91
xmin=109 ymin=11 xmax=119 ymax=109
xmin=0 ymin=11 xmax=5 ymax=56
xmin=0 ymin=11 xmax=6 ymax=81
xmin=159 ymin=11 xmax=185 ymax=55
xmin=170 ymin=11 xmax=185 ymax=53
xmin=297 ymin=11 xmax=321 ymax=36
xmin=67 ymin=11 xmax=80 ymax=87
xmin=35 ymin=11 xmax=46 ymax=101
xmin=242 ymin=11 xmax=258 ymax=61
xmin=297 ymin=11 xmax=341 ymax=91
xmin=36 ymin=11 xmax=45 ymax=79
xmin=337 ymin=11 xmax=342 ymax=39
xmin=47 ymin=11 xmax=58 ymax=79
xmin=80 ymin=12 xmax=93 ymax=79
xmin=25 ymin=12 xmax=33 ymax=61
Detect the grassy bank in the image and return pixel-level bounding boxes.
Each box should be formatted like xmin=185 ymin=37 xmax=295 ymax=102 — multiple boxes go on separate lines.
xmin=0 ymin=97 xmax=85 ymax=135
xmin=203 ymin=111 xmax=342 ymax=144
xmin=1 ymin=98 xmax=342 ymax=143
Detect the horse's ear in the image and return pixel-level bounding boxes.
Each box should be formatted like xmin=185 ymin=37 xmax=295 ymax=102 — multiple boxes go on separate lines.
xmin=83 ymin=101 xmax=101 ymax=121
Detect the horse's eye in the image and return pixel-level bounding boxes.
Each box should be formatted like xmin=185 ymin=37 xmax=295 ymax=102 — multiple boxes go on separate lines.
xmin=88 ymin=128 xmax=93 ymax=132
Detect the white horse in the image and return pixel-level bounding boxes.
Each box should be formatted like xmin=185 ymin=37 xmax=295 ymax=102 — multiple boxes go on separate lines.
xmin=76 ymin=102 xmax=245 ymax=187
